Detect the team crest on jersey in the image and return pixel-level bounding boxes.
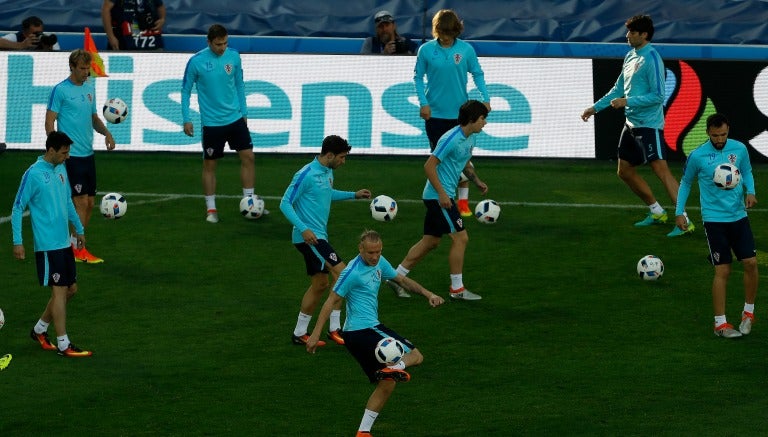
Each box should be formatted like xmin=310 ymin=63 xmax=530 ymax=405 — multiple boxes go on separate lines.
xmin=74 ymin=184 xmax=83 ymax=194
xmin=727 ymin=153 xmax=737 ymax=164
xmin=52 ymin=273 xmax=61 ymax=283
xmin=712 ymin=252 xmax=721 ymax=263
xmin=329 ymin=252 xmax=338 ymax=263
xmin=375 ymin=270 xmax=382 ymax=281
xmin=206 ymin=147 xmax=214 ymax=156
xmin=225 ymin=63 xmax=233 ymax=74
xmin=457 ymin=217 xmax=463 ymax=227
xmin=453 ymin=53 xmax=462 ymax=64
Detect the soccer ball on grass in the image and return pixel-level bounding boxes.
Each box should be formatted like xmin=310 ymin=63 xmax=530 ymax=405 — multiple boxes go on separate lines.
xmin=712 ymin=163 xmax=741 ymax=190
xmin=100 ymin=193 xmax=127 ymax=219
xmin=239 ymin=195 xmax=265 ymax=219
xmin=375 ymin=337 xmax=405 ymax=365
xmin=637 ymin=255 xmax=664 ymax=281
xmin=475 ymin=199 xmax=501 ymax=224
xmin=370 ymin=195 xmax=397 ymax=222
xmin=102 ymin=98 xmax=129 ymax=124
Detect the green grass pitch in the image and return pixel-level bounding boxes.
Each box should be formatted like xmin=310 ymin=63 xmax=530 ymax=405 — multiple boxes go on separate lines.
xmin=1 ymin=150 xmax=767 ymax=435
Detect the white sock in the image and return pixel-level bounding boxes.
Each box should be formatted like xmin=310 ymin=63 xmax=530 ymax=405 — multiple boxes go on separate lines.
xmin=396 ymin=265 xmax=410 ymax=276
xmin=34 ymin=319 xmax=50 ymax=334
xmin=358 ymin=409 xmax=379 ymax=433
xmin=388 ymin=360 xmax=406 ymax=370
xmin=744 ymin=303 xmax=755 ymax=314
xmin=458 ymin=187 xmax=469 ymax=200
xmin=649 ymin=202 xmax=664 ymax=215
xmin=243 ymin=188 xmax=254 ymax=197
xmin=450 ymin=273 xmax=464 ymax=291
xmin=294 ymin=312 xmax=311 ymax=337
xmin=329 ymin=310 xmax=341 ymax=332
xmin=714 ymin=315 xmax=727 ymax=327
xmin=205 ymin=195 xmax=216 ymax=211
xmin=57 ymin=334 xmax=70 ymax=351
xmin=70 ymin=235 xmax=77 ymax=246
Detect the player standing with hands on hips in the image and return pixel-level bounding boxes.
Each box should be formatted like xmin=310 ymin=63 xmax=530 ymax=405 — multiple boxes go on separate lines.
xmin=414 ymin=9 xmax=490 ymax=217
xmin=581 ymin=14 xmax=693 ymax=237
xmin=306 ymin=230 xmax=444 ymax=437
xmin=45 ymin=49 xmax=116 ymax=264
xmin=673 ymin=113 xmax=758 ymax=338
xmin=182 ymin=24 xmax=260 ymax=224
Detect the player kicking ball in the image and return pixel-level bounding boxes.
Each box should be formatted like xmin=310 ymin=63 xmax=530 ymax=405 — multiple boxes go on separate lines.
xmin=306 ymin=230 xmax=444 ymax=436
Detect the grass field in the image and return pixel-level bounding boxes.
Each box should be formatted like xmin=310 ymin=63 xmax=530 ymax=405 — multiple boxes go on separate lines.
xmin=1 ymin=150 xmax=767 ymax=436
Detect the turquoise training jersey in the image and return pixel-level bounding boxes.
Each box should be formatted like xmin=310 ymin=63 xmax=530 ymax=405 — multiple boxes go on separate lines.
xmin=12 ymin=156 xmax=84 ymax=251
xmin=334 ymin=254 xmax=398 ymax=332
xmin=47 ymin=78 xmax=97 ymax=158
xmin=676 ymin=138 xmax=755 ymax=222
xmin=593 ymin=43 xmax=665 ymax=129
xmin=414 ymin=38 xmax=490 ymax=119
xmin=423 ymin=125 xmax=475 ymax=200
xmin=279 ymin=157 xmax=356 ymax=244
xmin=181 ymin=47 xmax=247 ymax=127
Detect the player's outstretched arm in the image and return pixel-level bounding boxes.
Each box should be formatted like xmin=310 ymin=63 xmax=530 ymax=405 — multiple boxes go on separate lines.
xmin=307 ymin=291 xmax=343 ymax=353
xmin=395 ymin=275 xmax=444 ymax=307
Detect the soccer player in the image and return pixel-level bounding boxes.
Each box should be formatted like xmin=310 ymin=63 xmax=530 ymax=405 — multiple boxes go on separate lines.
xmin=580 ymin=14 xmax=693 ymax=237
xmin=414 ymin=8 xmax=491 ymax=217
xmin=45 ymin=49 xmax=116 ymax=263
xmin=306 ymin=230 xmax=444 ymax=437
xmin=673 ymin=113 xmax=758 ymax=338
xmin=182 ymin=24 xmax=258 ymax=223
xmin=280 ymin=135 xmax=371 ymax=346
xmin=11 ymin=131 xmax=93 ymax=357
xmin=395 ymin=99 xmax=489 ymax=300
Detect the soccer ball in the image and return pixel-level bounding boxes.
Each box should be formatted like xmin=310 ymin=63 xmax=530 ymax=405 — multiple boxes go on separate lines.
xmin=239 ymin=195 xmax=265 ymax=219
xmin=475 ymin=199 xmax=501 ymax=224
xmin=374 ymin=337 xmax=405 ymax=365
xmin=103 ymin=98 xmax=129 ymax=124
xmin=637 ymin=255 xmax=664 ymax=281
xmin=712 ymin=163 xmax=741 ymax=190
xmin=100 ymin=192 xmax=127 ymax=219
xmin=0 ymin=308 xmax=4 ymax=330
xmin=370 ymin=195 xmax=397 ymax=222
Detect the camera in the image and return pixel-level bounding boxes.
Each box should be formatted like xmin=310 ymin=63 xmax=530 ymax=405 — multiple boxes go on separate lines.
xmin=394 ymin=40 xmax=409 ymax=53
xmin=34 ymin=31 xmax=57 ymax=49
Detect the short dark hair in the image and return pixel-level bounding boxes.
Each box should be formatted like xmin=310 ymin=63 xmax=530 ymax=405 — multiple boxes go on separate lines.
xmin=706 ymin=113 xmax=730 ymax=131
xmin=22 ymin=16 xmax=43 ymax=31
xmin=458 ymin=100 xmax=489 ymax=126
xmin=320 ymin=135 xmax=352 ymax=155
xmin=207 ymin=24 xmax=228 ymax=41
xmin=46 ymin=131 xmax=73 ymax=151
xmin=626 ymin=15 xmax=654 ymax=41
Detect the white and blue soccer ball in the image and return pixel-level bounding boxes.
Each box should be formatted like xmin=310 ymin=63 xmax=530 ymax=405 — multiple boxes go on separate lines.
xmin=375 ymin=337 xmax=405 ymax=365
xmin=475 ymin=199 xmax=501 ymax=224
xmin=239 ymin=195 xmax=265 ymax=220
xmin=102 ymin=98 xmax=129 ymax=124
xmin=712 ymin=163 xmax=741 ymax=190
xmin=370 ymin=195 xmax=398 ymax=222
xmin=637 ymin=255 xmax=664 ymax=281
xmin=100 ymin=192 xmax=127 ymax=219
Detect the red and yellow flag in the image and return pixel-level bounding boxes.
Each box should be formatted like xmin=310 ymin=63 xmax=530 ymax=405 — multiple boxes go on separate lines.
xmin=84 ymin=27 xmax=108 ymax=77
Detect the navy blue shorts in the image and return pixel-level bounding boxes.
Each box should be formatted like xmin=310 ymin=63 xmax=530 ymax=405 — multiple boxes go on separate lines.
xmin=425 ymin=117 xmax=458 ymax=151
xmin=617 ymin=125 xmax=669 ymax=166
xmin=65 ymin=155 xmax=97 ymax=197
xmin=343 ymin=324 xmax=415 ymax=383
xmin=422 ymin=199 xmax=466 ymax=237
xmin=704 ymin=217 xmax=757 ymax=265
xmin=35 ymin=247 xmax=77 ymax=287
xmin=202 ymin=118 xmax=253 ymax=160
xmin=293 ymin=239 xmax=344 ymax=275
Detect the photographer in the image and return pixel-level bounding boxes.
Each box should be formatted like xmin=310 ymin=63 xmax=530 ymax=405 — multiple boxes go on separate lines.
xmin=360 ymin=11 xmax=418 ymax=55
xmin=102 ymin=0 xmax=166 ymax=50
xmin=1 ymin=16 xmax=59 ymax=51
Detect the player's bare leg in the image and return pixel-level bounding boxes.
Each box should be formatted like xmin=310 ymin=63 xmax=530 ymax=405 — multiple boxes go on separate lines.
xmin=617 ymin=159 xmax=655 ymax=205
xmin=399 ymin=235 xmax=442 ymax=270
xmin=237 ymin=148 xmax=255 ymax=191
xmin=649 ymin=159 xmax=680 ymax=205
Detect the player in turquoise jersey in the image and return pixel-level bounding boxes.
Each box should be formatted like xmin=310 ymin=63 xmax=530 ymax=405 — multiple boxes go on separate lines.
xmin=280 ymin=135 xmax=371 ymax=347
xmin=306 ymin=230 xmax=443 ymax=437
xmin=182 ymin=24 xmax=259 ymax=223
xmin=394 ymin=100 xmax=488 ymax=301
xmin=45 ymin=49 xmax=115 ymax=263
xmin=414 ymin=9 xmax=491 ymax=218
xmin=581 ymin=15 xmax=693 ymax=237
xmin=673 ymin=114 xmax=758 ymax=339
xmin=12 ymin=132 xmax=93 ymax=357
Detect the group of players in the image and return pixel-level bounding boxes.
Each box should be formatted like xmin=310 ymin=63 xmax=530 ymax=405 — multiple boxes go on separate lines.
xmin=9 ymin=10 xmax=760 ymax=437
